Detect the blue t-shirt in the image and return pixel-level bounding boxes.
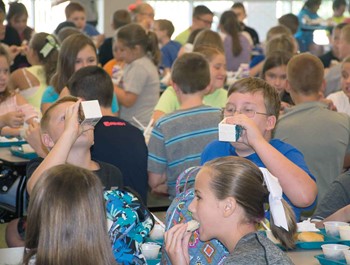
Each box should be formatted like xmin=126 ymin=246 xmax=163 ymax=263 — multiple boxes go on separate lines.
xmin=201 ymin=139 xmax=317 ymax=221
xmin=160 ymin=40 xmax=181 ymax=69
xmin=41 ymin=85 xmax=119 ymax=113
xmin=84 ymin=23 xmax=100 ymax=37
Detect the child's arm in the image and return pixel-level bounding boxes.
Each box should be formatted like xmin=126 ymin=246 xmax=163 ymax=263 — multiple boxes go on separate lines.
xmin=26 ymin=100 xmax=84 ymax=194
xmin=114 ymin=85 xmax=138 ymax=107
xmin=148 ymin=171 xmax=168 ymax=195
xmin=15 ymin=94 xmax=38 ymax=125
xmin=228 ymin=114 xmax=317 ymax=207
xmin=321 ymin=205 xmax=350 ymax=224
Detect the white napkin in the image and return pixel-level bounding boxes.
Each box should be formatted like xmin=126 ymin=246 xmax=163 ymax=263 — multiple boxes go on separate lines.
xmin=259 ymin=167 xmax=289 ymax=231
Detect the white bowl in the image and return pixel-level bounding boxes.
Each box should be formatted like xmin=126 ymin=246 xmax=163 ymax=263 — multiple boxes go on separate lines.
xmin=324 ymin=222 xmax=350 ymax=237
xmin=321 ymin=244 xmax=349 ymax=260
xmin=344 ymin=249 xmax=350 ymax=264
xmin=149 ymin=224 xmax=165 ymax=241
xmin=339 ymin=226 xmax=350 ymax=240
xmin=141 ymin=242 xmax=161 ymax=260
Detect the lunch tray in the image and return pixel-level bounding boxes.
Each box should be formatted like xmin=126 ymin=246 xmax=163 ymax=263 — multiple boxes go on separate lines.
xmin=296 ymin=229 xmax=350 ymax=250
xmin=0 ymin=137 xmax=26 ymax=147
xmin=10 ymin=146 xmax=37 ymax=159
xmin=315 ymin=254 xmax=347 ymax=265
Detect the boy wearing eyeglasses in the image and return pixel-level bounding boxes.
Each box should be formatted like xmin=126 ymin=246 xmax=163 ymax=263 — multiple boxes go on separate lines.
xmin=147 ymin=52 xmax=221 ymax=198
xmin=274 ymin=53 xmax=350 ymax=208
xmin=201 ymin=77 xmax=317 ymax=221
xmin=174 ymin=5 xmax=213 ymax=45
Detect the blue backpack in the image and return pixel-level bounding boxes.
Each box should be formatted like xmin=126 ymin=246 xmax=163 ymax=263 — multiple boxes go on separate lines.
xmin=105 ymin=189 xmax=154 ymax=265
xmin=162 ymin=167 xmax=229 ymax=265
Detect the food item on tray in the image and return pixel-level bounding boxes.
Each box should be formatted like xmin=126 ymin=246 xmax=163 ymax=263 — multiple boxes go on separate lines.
xmin=186 ymin=220 xmax=200 ymax=232
xmin=297 ymin=232 xmax=324 ymax=242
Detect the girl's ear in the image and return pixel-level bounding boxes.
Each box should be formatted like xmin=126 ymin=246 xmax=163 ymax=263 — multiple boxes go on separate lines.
xmin=222 ymin=197 xmax=237 ymax=218
xmin=41 ymin=133 xmax=54 ymax=149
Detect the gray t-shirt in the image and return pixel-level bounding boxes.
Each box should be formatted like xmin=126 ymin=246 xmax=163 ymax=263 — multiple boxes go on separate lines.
xmin=224 ymin=232 xmax=294 ymax=265
xmin=119 ymin=56 xmax=160 ymax=129
xmin=325 ymin=63 xmax=341 ymax=97
xmin=313 ymin=171 xmax=350 ymax=221
xmin=274 ymin=101 xmax=350 ymax=205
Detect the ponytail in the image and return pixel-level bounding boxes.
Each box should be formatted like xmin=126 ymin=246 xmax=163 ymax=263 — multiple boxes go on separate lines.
xmin=270 ymin=199 xmax=297 ymax=249
xmin=146 ymin=31 xmax=161 ymax=66
xmin=219 ymin=11 xmax=242 ymax=56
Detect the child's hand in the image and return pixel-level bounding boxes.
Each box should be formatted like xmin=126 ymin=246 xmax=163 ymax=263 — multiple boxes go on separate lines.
xmin=63 ymin=100 xmax=82 ymax=139
xmin=225 ymin=114 xmax=266 ymax=148
xmin=2 ymin=110 xmax=25 ymax=128
xmin=164 ymin=223 xmax=191 ymax=265
xmin=8 ymin=45 xmax=21 ymax=61
xmin=63 ymin=100 xmax=94 ymax=140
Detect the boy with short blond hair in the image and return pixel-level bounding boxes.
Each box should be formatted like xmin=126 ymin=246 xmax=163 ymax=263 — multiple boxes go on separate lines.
xmin=201 ymin=77 xmax=317 ymax=220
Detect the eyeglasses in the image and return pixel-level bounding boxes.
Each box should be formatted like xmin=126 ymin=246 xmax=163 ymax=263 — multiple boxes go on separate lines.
xmin=140 ymin=12 xmax=154 ymax=18
xmin=222 ymin=107 xmax=269 ymax=118
xmin=196 ymin=16 xmax=213 ymax=25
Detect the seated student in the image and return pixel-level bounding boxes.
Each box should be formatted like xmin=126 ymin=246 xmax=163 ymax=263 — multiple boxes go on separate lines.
xmin=331 ymin=0 xmax=347 ymax=25
xmin=201 ymin=77 xmax=317 ymax=221
xmin=148 ymin=53 xmax=222 ymax=198
xmin=319 ymin=23 xmax=345 ymax=68
xmin=65 ymin=2 xmax=104 ymax=48
xmin=249 ymin=27 xmax=297 ymax=77
xmin=152 ymin=45 xmax=227 ymax=123
xmin=27 ymin=96 xmax=123 ymax=194
xmin=274 ymin=53 xmax=350 ymax=207
xmin=103 ymin=31 xmax=124 ymax=88
xmin=278 ymin=13 xmax=299 ymax=36
xmin=23 ymin=164 xmax=117 ymax=265
xmin=5 ymin=96 xmax=123 ymax=247
xmin=133 ymin=3 xmax=155 ymax=31
xmin=231 ymin=2 xmax=260 ymax=46
xmin=9 ymin=33 xmax=59 ymax=113
xmin=261 ymin=51 xmax=294 ymax=113
xmin=99 ymin=9 xmax=131 ymax=66
xmin=327 ymin=55 xmax=350 ymax=115
xmin=0 ymin=44 xmax=38 ymax=137
xmin=175 ymin=5 xmax=213 ymax=45
xmin=165 ymin=156 xmax=295 ymax=265
xmin=325 ymin=24 xmax=350 ymax=97
xmin=153 ymin=19 xmax=181 ymax=84
xmin=312 ymin=170 xmax=350 ymax=225
xmin=4 ymin=2 xmax=33 ymax=71
xmin=41 ymin=33 xmax=118 ymax=115
xmin=114 ymin=23 xmax=160 ymax=129
xmin=67 ymin=66 xmax=148 ymax=203
xmin=219 ymin=10 xmax=252 ymax=72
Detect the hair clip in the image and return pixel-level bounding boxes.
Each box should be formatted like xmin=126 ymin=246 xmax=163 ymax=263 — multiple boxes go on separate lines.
xmin=40 ymin=35 xmax=59 ymax=58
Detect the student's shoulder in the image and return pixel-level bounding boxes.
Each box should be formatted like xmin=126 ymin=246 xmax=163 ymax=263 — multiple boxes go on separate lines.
xmin=96 ymin=116 xmax=142 ymax=133
xmin=157 ymin=105 xmax=221 ymax=126
xmin=94 ymin=160 xmax=123 ymax=178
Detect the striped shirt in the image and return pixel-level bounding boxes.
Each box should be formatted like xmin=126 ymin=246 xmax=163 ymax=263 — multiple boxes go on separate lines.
xmin=148 ymin=105 xmax=221 ymax=197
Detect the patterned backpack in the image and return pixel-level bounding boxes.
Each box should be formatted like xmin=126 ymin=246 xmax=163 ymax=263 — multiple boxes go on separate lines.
xmin=105 ymin=188 xmax=154 ymax=265
xmin=162 ymin=166 xmax=229 ymax=265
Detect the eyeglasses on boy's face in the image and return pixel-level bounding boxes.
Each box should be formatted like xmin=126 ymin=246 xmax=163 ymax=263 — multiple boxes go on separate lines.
xmin=196 ymin=16 xmax=213 ymax=26
xmin=222 ymin=106 xmax=269 ymax=118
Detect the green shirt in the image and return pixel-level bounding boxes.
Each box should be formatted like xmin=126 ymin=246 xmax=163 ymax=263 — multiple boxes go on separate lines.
xmin=174 ymin=28 xmax=191 ymax=45
xmin=154 ymin=86 xmax=227 ymax=114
